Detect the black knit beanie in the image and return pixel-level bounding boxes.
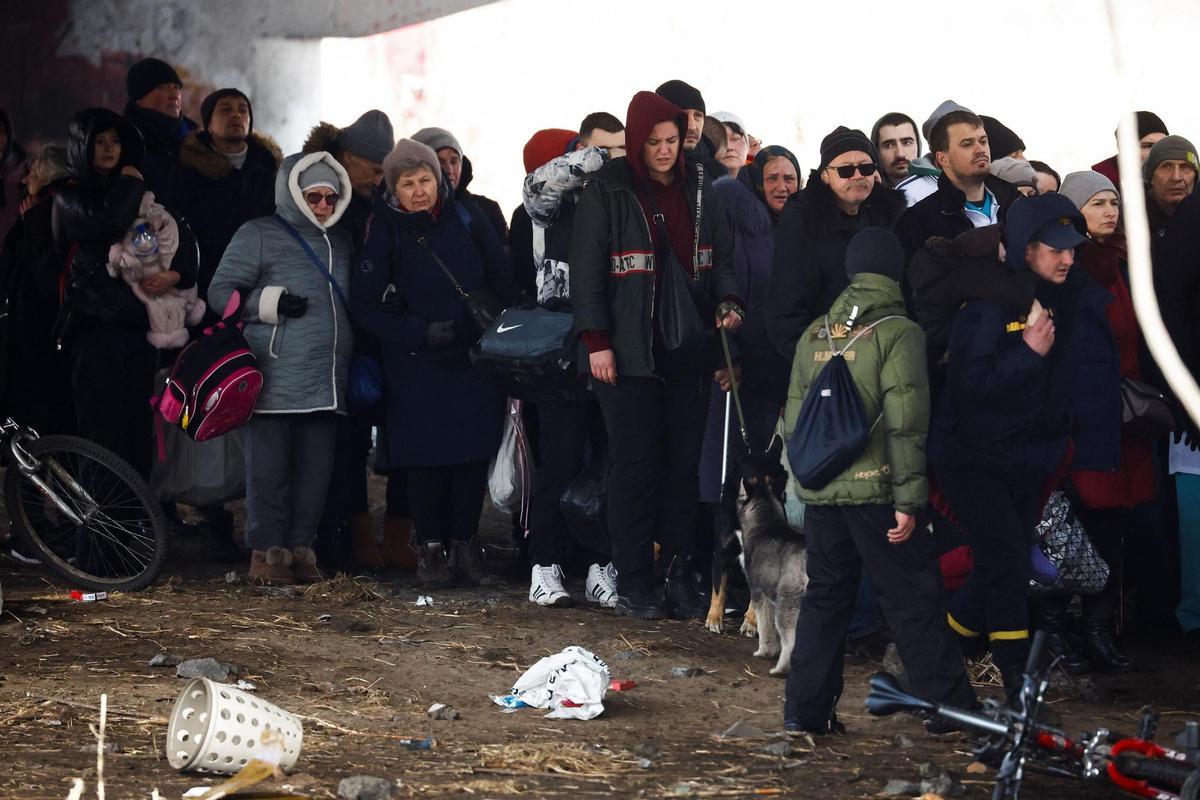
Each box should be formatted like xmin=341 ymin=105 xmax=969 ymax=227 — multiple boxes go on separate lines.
xmin=1136 ymin=111 xmax=1169 ymax=139
xmin=845 ymin=228 xmax=904 ymax=283
xmin=200 ymin=88 xmax=253 ymax=133
xmin=981 ymin=115 xmax=1025 ymax=158
xmin=819 ymin=126 xmax=877 ymax=169
xmin=655 ymin=80 xmax=706 ymax=114
xmin=126 ymin=57 xmax=182 ymax=102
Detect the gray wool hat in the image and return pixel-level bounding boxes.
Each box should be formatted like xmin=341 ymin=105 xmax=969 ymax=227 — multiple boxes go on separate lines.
xmin=989 ymin=157 xmax=1037 ymax=189
xmin=1144 ymin=134 xmax=1199 ymax=181
xmin=411 ymin=126 xmax=463 ymax=156
xmin=383 ymin=138 xmax=442 ymax=190
xmin=922 ymin=99 xmax=972 ymax=144
xmin=1059 ymin=171 xmax=1118 ymax=210
xmin=298 ymin=160 xmax=340 ymax=192
xmin=338 ymin=109 xmax=395 ymax=163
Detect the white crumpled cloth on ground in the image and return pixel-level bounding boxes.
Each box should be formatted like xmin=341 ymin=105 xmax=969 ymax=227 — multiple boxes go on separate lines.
xmin=490 ymin=645 xmax=611 ymax=720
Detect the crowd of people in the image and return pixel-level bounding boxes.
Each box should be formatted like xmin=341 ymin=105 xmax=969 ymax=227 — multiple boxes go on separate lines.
xmin=2 ymin=57 xmax=1199 ymax=735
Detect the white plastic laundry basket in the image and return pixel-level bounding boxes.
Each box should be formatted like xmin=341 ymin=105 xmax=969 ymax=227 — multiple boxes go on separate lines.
xmin=166 ymin=678 xmax=303 ymax=774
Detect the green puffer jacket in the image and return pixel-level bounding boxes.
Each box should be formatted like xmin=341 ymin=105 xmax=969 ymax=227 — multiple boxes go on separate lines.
xmin=782 ymin=273 xmax=929 ymax=514
xmin=569 ymin=158 xmax=738 ymax=378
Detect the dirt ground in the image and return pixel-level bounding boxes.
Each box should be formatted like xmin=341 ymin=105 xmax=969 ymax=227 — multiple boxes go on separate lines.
xmin=1 ymin=497 xmax=1198 ymax=800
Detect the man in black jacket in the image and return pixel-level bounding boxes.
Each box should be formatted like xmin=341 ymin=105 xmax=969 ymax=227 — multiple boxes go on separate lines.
xmin=123 ymin=58 xmax=198 ymax=212
xmin=178 ymin=89 xmax=282 ymax=301
xmin=895 ymin=110 xmax=1019 ymax=260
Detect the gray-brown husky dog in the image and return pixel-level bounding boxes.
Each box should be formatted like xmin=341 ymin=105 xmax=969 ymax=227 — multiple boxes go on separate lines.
xmin=733 ymin=438 xmax=808 ymax=676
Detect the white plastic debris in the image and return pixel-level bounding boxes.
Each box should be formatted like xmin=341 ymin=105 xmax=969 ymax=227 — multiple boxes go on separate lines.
xmin=415 ymin=595 xmax=433 ymax=607
xmin=489 ymin=645 xmax=610 ymax=720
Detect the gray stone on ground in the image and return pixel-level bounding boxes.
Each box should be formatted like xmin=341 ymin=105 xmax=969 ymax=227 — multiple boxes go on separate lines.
xmin=883 ymin=642 xmax=911 ymax=690
xmin=879 ymin=779 xmax=922 ymax=797
xmin=337 ymin=775 xmax=399 ymax=800
xmin=426 ymin=703 xmax=460 ymax=720
xmin=761 ymin=740 xmax=791 ymax=757
xmin=892 ymin=732 xmax=914 ymax=749
xmin=149 ymin=652 xmax=180 ymax=667
xmin=719 ymin=719 xmax=765 ymax=739
xmin=671 ymin=666 xmax=703 ymax=678
xmin=613 ymin=650 xmax=644 ymax=661
xmin=175 ymin=657 xmax=237 ymax=681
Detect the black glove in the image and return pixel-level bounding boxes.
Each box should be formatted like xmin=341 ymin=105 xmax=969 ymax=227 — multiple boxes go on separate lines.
xmin=424 ymin=320 xmax=455 ymax=347
xmin=277 ymin=292 xmax=308 ymax=319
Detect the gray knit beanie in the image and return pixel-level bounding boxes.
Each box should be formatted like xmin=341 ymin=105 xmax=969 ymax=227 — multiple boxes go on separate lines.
xmin=989 ymin=157 xmax=1037 ymax=189
xmin=411 ymin=126 xmax=463 ymax=156
xmin=1144 ymin=135 xmax=1199 ymax=181
xmin=383 ymin=138 xmax=442 ymax=190
xmin=298 ymin=160 xmax=340 ymax=192
xmin=921 ymin=99 xmax=972 ymax=145
xmin=1059 ymin=171 xmax=1118 ymax=210
xmin=338 ymin=110 xmax=394 ymax=163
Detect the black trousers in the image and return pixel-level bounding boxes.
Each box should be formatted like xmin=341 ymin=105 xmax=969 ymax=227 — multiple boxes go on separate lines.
xmin=528 ymin=395 xmax=607 ymax=567
xmin=940 ymin=466 xmax=1042 ymax=677
xmin=407 ymin=461 xmax=488 ymax=543
xmin=70 ymin=325 xmax=156 ymax=479
xmin=784 ymin=504 xmax=976 ymax=727
xmin=593 ymin=373 xmax=710 ymax=594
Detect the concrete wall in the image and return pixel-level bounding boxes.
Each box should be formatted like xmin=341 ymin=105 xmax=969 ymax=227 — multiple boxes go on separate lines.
xmin=0 ymin=0 xmax=494 ymax=146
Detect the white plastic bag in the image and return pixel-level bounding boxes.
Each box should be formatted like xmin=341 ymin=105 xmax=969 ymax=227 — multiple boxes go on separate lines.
xmin=490 ymin=645 xmax=610 ymax=720
xmin=488 ymin=399 xmax=531 ymax=520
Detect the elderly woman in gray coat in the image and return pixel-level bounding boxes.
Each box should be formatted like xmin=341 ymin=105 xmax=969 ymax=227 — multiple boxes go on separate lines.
xmin=209 ymin=151 xmax=354 ymax=585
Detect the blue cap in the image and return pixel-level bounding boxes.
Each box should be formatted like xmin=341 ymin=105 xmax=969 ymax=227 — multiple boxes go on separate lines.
xmin=1003 ymin=193 xmax=1087 ymax=268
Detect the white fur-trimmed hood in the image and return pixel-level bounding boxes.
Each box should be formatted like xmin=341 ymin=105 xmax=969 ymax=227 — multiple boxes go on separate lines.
xmin=274 ymin=151 xmax=353 ymax=231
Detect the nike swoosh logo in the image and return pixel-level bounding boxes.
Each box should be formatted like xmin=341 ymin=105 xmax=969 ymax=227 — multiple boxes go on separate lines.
xmin=496 ymin=323 xmax=523 ymax=333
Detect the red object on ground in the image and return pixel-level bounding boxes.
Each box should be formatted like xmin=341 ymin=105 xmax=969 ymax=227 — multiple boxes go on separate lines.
xmin=609 ymin=679 xmax=637 ymax=691
xmin=69 ymin=590 xmax=108 ymax=602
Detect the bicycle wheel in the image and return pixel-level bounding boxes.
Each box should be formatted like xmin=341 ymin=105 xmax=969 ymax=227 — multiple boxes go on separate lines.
xmin=5 ymin=435 xmax=168 ymax=591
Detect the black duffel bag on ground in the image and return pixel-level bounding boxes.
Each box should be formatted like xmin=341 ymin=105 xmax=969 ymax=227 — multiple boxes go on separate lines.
xmin=474 ymin=306 xmax=580 ymax=402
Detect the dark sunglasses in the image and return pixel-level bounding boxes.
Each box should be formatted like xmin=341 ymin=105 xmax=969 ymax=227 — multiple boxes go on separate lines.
xmin=827 ymin=163 xmax=878 ymax=179
xmin=305 ymin=191 xmax=339 ymax=206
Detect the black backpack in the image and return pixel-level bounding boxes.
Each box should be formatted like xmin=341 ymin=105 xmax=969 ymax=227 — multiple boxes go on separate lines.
xmin=787 ymin=314 xmax=901 ymax=490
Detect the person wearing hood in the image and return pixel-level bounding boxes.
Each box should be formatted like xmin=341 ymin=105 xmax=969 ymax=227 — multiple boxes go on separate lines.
xmin=570 ymin=90 xmax=742 ymax=620
xmin=301 ymin=110 xmax=395 ymax=250
xmin=53 ymin=107 xmax=196 ymax=479
xmin=765 ymin=126 xmax=906 ymax=362
xmin=698 ymin=146 xmax=798 ymax=515
xmin=207 ymin=152 xmax=356 ymax=585
xmin=350 ymin=138 xmax=514 ymax=590
xmin=896 ymin=109 xmax=1021 ymax=261
xmin=1092 ymin=111 xmax=1169 ymax=185
xmin=411 ymin=126 xmax=508 ymax=247
xmin=930 ymin=193 xmax=1116 ymax=695
xmin=178 ymin=88 xmax=282 ymax=301
xmin=0 ymin=143 xmax=73 ymax=435
xmin=782 ymin=228 xmax=977 ymax=735
xmin=123 ymin=58 xmax=198 ymax=212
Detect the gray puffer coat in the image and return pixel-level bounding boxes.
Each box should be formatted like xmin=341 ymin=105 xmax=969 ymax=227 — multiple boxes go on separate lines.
xmin=208 ymin=151 xmax=354 ymax=413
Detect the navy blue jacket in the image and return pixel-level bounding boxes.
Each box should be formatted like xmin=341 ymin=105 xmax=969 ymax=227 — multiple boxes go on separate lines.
xmin=350 ymin=191 xmax=514 ymax=468
xmin=896 ymin=173 xmax=1020 ymax=261
xmin=930 ymin=265 xmax=1118 ymax=476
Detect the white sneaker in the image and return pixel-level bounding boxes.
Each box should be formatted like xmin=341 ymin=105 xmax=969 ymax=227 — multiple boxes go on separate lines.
xmin=529 ymin=564 xmax=572 ymax=607
xmin=585 ymin=562 xmax=619 ymax=608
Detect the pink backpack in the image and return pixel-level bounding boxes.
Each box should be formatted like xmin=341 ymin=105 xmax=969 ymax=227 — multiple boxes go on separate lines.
xmin=154 ymin=291 xmax=263 ymax=441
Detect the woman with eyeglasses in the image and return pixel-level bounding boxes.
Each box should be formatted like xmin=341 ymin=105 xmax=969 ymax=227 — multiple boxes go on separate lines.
xmin=208 ymin=151 xmax=355 ymax=585
xmin=765 ymin=127 xmax=907 ymax=361
xmin=350 ymin=138 xmax=513 ymax=590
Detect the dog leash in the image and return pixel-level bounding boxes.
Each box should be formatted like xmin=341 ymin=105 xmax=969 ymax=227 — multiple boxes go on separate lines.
xmin=717 ymin=318 xmax=751 ymax=450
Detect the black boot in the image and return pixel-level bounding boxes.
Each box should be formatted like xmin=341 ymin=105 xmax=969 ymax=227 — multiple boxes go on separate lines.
xmin=664 ymin=555 xmax=707 ymax=620
xmin=1081 ymin=594 xmax=1132 ymax=672
xmin=417 ymin=540 xmax=454 ymax=589
xmin=1030 ymin=595 xmax=1091 ymax=674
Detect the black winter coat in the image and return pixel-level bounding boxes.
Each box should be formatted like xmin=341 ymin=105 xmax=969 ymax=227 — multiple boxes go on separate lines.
xmin=457 ymin=155 xmax=509 ymax=247
xmin=123 ymin=102 xmax=198 ymax=214
xmin=1154 ymin=191 xmax=1200 ymax=392
xmin=177 ymin=131 xmax=282 ymax=300
xmin=350 ymin=192 xmax=514 ymax=468
xmin=895 ymin=174 xmax=1020 ymax=260
xmin=570 ymin=157 xmax=739 ymax=379
xmin=765 ymin=174 xmax=906 ymax=360
xmin=53 ymin=108 xmax=196 ymax=337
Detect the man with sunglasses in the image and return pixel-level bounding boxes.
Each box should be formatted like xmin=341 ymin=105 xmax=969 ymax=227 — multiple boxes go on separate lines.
xmin=765 ymin=126 xmax=906 ymax=361
xmin=896 ymin=110 xmax=1020 ymax=261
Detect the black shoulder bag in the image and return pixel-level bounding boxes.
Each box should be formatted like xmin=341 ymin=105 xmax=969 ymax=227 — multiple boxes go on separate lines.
xmin=412 ymin=204 xmax=504 ymax=337
xmin=644 ymin=167 xmax=706 ymax=353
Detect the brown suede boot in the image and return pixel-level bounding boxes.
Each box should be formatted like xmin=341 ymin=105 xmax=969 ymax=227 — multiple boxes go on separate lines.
xmin=249 ymin=547 xmax=294 ymax=585
xmin=291 ymin=546 xmax=324 ymax=584
xmin=381 ymin=516 xmax=418 ymax=570
xmin=349 ymin=513 xmax=385 ymax=570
